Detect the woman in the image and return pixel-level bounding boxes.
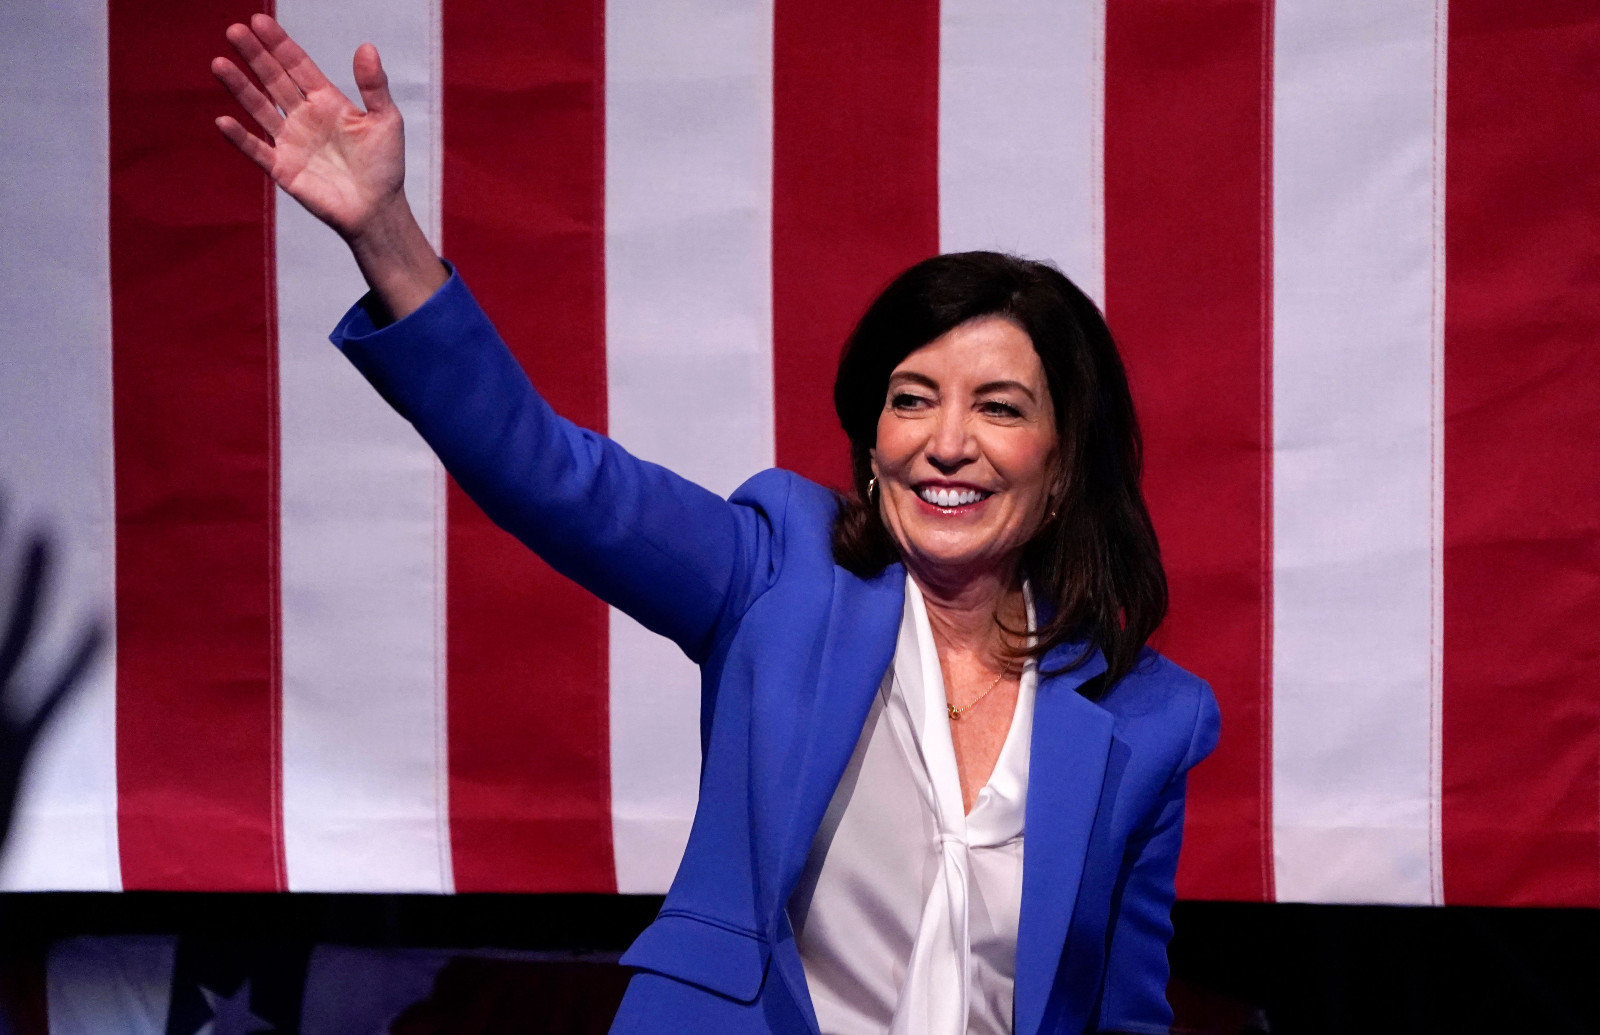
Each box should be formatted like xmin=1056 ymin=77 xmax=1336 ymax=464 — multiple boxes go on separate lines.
xmin=213 ymin=16 xmax=1218 ymax=1035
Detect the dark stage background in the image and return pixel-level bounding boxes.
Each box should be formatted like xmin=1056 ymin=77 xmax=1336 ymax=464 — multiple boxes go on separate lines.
xmin=1 ymin=895 xmax=1593 ymax=1034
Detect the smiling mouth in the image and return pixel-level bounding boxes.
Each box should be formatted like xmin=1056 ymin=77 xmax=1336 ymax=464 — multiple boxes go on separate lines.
xmin=916 ymin=485 xmax=994 ymax=509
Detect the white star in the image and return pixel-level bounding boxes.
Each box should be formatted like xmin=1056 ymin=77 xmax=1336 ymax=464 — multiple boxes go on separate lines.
xmin=193 ymin=978 xmax=275 ymax=1035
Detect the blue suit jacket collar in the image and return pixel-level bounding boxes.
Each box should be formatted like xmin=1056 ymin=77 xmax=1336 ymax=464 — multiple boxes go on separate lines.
xmin=1016 ymin=638 xmax=1112 ymax=1035
xmin=761 ymin=565 xmax=1114 ymax=1035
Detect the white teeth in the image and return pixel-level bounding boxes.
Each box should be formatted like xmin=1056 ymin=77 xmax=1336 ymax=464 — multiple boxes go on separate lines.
xmin=918 ymin=487 xmax=987 ymax=508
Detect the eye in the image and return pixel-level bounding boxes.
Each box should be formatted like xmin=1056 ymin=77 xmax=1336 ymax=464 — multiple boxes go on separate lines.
xmin=979 ymin=399 xmax=1024 ymax=418
xmin=889 ymin=391 xmax=932 ymax=411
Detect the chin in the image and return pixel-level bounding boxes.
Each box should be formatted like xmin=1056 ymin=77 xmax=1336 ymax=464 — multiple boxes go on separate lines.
xmin=900 ymin=542 xmax=1016 ymax=580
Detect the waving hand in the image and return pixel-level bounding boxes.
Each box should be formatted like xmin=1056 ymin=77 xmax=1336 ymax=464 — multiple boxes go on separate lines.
xmin=213 ymin=14 xmax=444 ymax=319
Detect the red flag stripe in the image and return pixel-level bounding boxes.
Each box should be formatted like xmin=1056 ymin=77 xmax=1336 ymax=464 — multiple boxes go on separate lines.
xmin=1441 ymin=2 xmax=1600 ymax=906
xmin=110 ymin=0 xmax=284 ymax=890
xmin=771 ymin=0 xmax=941 ymax=489
xmin=1104 ymin=0 xmax=1275 ymax=902
xmin=440 ymin=0 xmax=615 ymax=891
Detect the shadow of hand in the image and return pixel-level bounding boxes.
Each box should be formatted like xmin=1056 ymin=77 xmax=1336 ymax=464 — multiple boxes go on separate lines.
xmin=0 ymin=501 xmax=104 ymax=850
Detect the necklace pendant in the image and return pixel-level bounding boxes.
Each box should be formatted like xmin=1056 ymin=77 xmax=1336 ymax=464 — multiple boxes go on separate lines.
xmin=947 ymin=703 xmax=961 ymax=720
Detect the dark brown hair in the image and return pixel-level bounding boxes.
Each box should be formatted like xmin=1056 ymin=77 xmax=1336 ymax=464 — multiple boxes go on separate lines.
xmin=831 ymin=251 xmax=1166 ymax=696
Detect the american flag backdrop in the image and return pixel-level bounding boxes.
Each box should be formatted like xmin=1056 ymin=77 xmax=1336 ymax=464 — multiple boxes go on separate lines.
xmin=0 ymin=0 xmax=1595 ymax=906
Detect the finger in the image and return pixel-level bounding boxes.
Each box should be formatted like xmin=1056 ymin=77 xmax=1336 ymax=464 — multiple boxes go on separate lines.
xmin=211 ymin=56 xmax=285 ymax=137
xmin=352 ymin=43 xmax=393 ymax=116
xmin=0 ymin=768 xmax=19 ymax=855
xmin=225 ymin=19 xmax=305 ymax=115
xmin=0 ymin=537 xmax=46 ymax=688
xmin=250 ymin=13 xmax=341 ymax=101
xmin=215 ymin=116 xmax=277 ymax=176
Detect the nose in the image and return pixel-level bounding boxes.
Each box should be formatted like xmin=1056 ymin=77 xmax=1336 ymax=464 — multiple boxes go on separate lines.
xmin=925 ymin=404 xmax=977 ymax=474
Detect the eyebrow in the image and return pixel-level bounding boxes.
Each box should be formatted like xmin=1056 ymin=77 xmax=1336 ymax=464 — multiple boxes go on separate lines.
xmin=973 ymin=379 xmax=1038 ymax=402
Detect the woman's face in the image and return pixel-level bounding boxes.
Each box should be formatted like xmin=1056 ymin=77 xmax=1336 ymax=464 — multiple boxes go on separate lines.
xmin=870 ymin=316 xmax=1059 ymax=587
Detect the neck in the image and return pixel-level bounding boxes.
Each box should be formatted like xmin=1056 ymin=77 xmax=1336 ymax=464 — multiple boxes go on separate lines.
xmin=908 ymin=560 xmax=1026 ymax=662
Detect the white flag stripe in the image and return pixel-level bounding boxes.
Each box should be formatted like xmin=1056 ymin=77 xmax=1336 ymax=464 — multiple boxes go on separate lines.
xmin=47 ymin=936 xmax=175 ymax=1035
xmin=1426 ymin=5 xmax=1448 ymax=910
xmin=277 ymin=0 xmax=452 ymax=892
xmin=0 ymin=0 xmax=120 ymax=892
xmin=604 ymin=0 xmax=776 ymax=893
xmin=1271 ymin=0 xmax=1445 ymax=904
xmin=937 ymin=0 xmax=1106 ymax=305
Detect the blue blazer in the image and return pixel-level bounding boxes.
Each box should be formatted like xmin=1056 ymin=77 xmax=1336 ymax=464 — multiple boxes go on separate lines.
xmin=334 ymin=272 xmax=1220 ymax=1035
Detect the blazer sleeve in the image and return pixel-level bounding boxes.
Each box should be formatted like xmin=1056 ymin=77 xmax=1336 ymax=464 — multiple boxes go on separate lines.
xmin=1096 ymin=681 xmax=1222 ymax=1035
xmin=330 ymin=269 xmax=776 ymax=663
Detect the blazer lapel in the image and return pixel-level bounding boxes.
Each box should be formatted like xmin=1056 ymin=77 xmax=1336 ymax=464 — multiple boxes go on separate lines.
xmin=772 ymin=563 xmax=906 ymax=901
xmin=755 ymin=564 xmax=903 ymax=1035
xmin=1014 ymin=642 xmax=1113 ymax=1035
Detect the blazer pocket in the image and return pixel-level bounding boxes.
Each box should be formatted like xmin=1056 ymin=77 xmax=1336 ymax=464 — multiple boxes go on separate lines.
xmin=619 ymin=910 xmax=773 ymax=1004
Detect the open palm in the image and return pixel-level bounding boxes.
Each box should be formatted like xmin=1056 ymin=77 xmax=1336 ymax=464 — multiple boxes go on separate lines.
xmin=213 ymin=14 xmax=403 ymax=240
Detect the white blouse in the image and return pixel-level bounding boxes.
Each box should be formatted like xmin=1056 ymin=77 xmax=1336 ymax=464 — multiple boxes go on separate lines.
xmin=788 ymin=576 xmax=1038 ymax=1035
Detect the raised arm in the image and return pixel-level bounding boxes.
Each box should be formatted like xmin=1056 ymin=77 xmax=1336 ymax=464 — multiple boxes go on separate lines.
xmin=212 ymin=14 xmax=444 ymax=320
xmin=213 ymin=16 xmax=780 ymax=657
xmin=331 ymin=276 xmax=779 ymax=661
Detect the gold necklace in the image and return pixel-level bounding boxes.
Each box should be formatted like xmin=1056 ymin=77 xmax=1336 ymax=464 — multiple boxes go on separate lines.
xmin=947 ymin=662 xmax=1013 ymax=720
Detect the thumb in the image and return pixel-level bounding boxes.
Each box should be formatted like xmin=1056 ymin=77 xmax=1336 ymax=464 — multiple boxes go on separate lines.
xmin=353 ymin=42 xmax=393 ymax=115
